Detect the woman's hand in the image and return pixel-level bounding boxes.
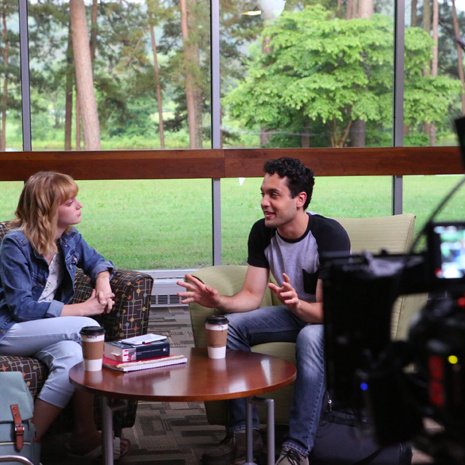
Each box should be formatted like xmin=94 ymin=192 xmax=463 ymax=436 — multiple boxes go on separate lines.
xmin=94 ymin=271 xmax=115 ymax=313
xmin=84 ymin=289 xmax=108 ymax=315
xmin=61 ymin=289 xmax=108 ymax=316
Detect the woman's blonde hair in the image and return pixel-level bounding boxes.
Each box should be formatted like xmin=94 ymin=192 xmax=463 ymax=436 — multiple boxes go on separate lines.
xmin=10 ymin=171 xmax=79 ymax=256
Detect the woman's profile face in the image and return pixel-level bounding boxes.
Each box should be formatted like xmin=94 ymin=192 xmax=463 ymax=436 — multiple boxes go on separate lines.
xmin=56 ymin=197 xmax=83 ymax=230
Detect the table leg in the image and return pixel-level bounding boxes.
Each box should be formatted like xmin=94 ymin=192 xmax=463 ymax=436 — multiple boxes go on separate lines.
xmin=245 ymin=397 xmax=256 ymax=465
xmin=264 ymin=398 xmax=275 ymax=465
xmin=101 ymin=397 xmax=114 ymax=465
xmin=245 ymin=397 xmax=276 ymax=465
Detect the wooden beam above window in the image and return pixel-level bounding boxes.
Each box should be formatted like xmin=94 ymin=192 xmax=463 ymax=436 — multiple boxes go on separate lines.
xmin=0 ymin=146 xmax=462 ymax=181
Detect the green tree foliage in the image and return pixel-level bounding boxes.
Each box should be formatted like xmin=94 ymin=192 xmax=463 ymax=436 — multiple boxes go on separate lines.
xmin=223 ymin=4 xmax=461 ymax=148
xmin=1 ymin=0 xmax=462 ymax=150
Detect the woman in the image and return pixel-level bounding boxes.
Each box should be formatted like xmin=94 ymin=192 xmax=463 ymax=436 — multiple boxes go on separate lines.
xmin=0 ymin=171 xmax=130 ymax=459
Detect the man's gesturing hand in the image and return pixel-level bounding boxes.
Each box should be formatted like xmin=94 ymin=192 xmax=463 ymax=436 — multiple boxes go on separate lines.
xmin=177 ymin=273 xmax=221 ymax=308
xmin=268 ymin=272 xmax=301 ymax=313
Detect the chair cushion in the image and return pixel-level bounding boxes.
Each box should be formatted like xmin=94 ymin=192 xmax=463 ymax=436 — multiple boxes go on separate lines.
xmin=335 ymin=214 xmax=416 ymax=254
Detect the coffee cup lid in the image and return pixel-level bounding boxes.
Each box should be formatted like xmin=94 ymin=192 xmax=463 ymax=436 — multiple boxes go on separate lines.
xmin=80 ymin=326 xmax=105 ymax=336
xmin=205 ymin=315 xmax=229 ymax=325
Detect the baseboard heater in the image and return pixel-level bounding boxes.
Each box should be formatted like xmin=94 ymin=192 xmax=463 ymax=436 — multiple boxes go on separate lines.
xmin=139 ymin=269 xmax=197 ymax=308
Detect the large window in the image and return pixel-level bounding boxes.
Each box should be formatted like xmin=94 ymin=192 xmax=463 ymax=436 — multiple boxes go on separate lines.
xmin=404 ymin=175 xmax=465 ymax=237
xmin=75 ymin=179 xmax=212 ymax=270
xmin=0 ymin=0 xmax=460 ymax=152
xmin=25 ymin=0 xmax=211 ymax=151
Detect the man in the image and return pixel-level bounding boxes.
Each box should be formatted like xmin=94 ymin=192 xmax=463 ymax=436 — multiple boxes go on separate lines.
xmin=178 ymin=157 xmax=350 ymax=465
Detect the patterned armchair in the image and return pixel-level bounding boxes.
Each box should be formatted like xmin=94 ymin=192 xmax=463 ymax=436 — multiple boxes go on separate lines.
xmin=0 ymin=221 xmax=154 ymax=432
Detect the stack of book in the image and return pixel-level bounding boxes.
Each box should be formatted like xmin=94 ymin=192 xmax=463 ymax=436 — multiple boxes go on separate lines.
xmin=103 ymin=333 xmax=187 ymax=372
xmin=103 ymin=354 xmax=188 ymax=372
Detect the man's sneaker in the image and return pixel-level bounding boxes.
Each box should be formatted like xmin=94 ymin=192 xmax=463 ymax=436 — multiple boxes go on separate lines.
xmin=202 ymin=429 xmax=264 ymax=465
xmin=275 ymin=447 xmax=309 ymax=465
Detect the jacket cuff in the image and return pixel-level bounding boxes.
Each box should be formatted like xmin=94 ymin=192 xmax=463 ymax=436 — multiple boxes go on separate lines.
xmin=47 ymin=300 xmax=65 ymax=318
xmin=90 ymin=261 xmax=115 ymax=283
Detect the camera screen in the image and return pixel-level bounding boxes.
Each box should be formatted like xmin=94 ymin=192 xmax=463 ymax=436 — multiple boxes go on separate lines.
xmin=433 ymin=224 xmax=465 ymax=279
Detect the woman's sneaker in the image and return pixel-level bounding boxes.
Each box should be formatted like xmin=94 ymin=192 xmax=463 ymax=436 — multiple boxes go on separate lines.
xmin=275 ymin=447 xmax=309 ymax=465
xmin=201 ymin=430 xmax=264 ymax=465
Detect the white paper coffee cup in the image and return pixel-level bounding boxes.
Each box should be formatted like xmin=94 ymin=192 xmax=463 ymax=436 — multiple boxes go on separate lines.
xmin=80 ymin=326 xmax=105 ymax=371
xmin=205 ymin=316 xmax=229 ymax=359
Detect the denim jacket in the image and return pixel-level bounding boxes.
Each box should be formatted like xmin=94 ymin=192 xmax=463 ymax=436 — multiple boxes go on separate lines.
xmin=0 ymin=227 xmax=114 ymax=339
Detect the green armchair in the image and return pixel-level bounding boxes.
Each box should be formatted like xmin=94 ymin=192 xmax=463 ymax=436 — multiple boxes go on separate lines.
xmin=0 ymin=221 xmax=154 ymax=433
xmin=188 ymin=213 xmax=428 ymax=426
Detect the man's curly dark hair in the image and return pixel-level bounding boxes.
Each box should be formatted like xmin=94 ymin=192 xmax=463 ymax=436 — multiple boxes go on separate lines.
xmin=263 ymin=157 xmax=315 ymax=209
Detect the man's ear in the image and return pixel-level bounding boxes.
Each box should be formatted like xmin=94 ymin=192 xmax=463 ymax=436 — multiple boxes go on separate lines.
xmin=295 ymin=192 xmax=307 ymax=209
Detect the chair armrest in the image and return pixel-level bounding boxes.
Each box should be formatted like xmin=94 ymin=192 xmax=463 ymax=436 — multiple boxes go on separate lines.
xmin=188 ymin=265 xmax=275 ymax=347
xmin=71 ymin=269 xmax=153 ymax=341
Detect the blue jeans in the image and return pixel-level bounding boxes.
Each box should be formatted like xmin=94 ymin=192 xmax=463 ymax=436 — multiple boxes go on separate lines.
xmin=0 ymin=316 xmax=100 ymax=408
xmin=226 ymin=305 xmax=325 ymax=457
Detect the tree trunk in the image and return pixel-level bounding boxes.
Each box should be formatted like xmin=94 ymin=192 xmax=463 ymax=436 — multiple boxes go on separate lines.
xmin=349 ymin=119 xmax=366 ymax=147
xmin=347 ymin=0 xmax=372 ymax=147
xmin=301 ymin=118 xmax=310 ymax=148
xmin=423 ymin=0 xmax=432 ymax=141
xmin=429 ymin=0 xmax=438 ymax=146
xmin=358 ymin=0 xmax=373 ymax=19
xmin=330 ymin=119 xmax=352 ymax=147
xmin=259 ymin=7 xmax=274 ymax=147
xmin=65 ymin=20 xmax=73 ymax=150
xmin=432 ymin=0 xmax=438 ymax=77
xmin=423 ymin=0 xmax=431 ymax=50
xmin=411 ymin=0 xmax=418 ymax=27
xmin=180 ymin=0 xmax=197 ymax=149
xmin=260 ymin=32 xmax=273 ymax=146
xmin=90 ymin=0 xmax=98 ymax=62
xmin=187 ymin=0 xmax=203 ymax=149
xmin=148 ymin=11 xmax=165 ymax=149
xmin=452 ymin=0 xmax=465 ymax=114
xmin=423 ymin=0 xmax=432 ymax=75
xmin=260 ymin=128 xmax=271 ymax=146
xmin=70 ymin=0 xmax=101 ymax=150
xmin=1 ymin=1 xmax=8 ymax=152
xmin=346 ymin=0 xmax=356 ymax=19
xmin=75 ymin=88 xmax=82 ymax=150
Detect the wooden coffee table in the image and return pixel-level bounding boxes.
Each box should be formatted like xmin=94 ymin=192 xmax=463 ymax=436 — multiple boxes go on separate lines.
xmin=69 ymin=347 xmax=296 ymax=465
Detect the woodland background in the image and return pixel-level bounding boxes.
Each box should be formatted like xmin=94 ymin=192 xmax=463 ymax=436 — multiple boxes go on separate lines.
xmin=0 ymin=0 xmax=463 ymax=152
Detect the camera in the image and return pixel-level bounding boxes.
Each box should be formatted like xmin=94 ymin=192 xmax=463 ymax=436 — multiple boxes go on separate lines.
xmin=323 ymin=220 xmax=465 ymax=464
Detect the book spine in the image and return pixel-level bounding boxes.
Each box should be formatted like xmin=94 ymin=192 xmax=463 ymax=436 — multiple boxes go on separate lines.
xmin=105 ymin=342 xmax=170 ymax=362
xmin=135 ymin=342 xmax=170 ymax=360
xmin=104 ymin=346 xmax=134 ymax=362
xmin=121 ymin=358 xmax=187 ymax=372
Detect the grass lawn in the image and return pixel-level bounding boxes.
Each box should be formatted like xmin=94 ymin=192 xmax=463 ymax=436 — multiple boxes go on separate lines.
xmin=1 ymin=175 xmax=464 ymax=270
